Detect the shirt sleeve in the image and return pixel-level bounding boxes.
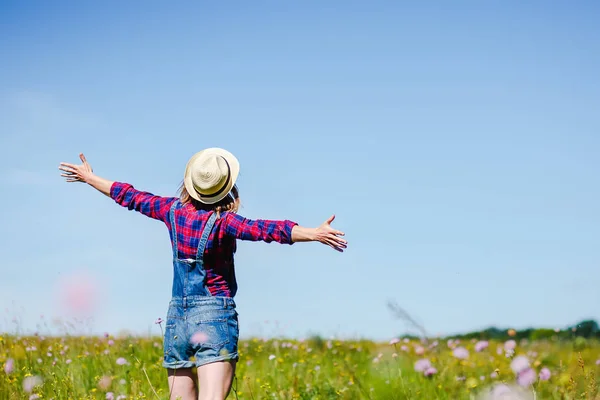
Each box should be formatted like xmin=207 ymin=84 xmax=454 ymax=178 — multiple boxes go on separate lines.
xmin=110 ymin=182 xmax=177 ymax=223
xmin=223 ymin=213 xmax=298 ymax=244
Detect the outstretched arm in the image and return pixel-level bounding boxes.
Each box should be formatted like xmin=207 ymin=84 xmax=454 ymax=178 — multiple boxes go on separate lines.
xmin=225 ymin=212 xmax=347 ymax=252
xmin=291 ymin=215 xmax=347 ymax=252
xmin=59 ymin=153 xmax=113 ymax=196
xmin=59 ymin=153 xmax=175 ymax=222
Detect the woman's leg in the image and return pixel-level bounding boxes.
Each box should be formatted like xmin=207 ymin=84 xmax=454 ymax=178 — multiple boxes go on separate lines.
xmin=167 ymin=368 xmax=198 ymax=400
xmin=197 ymin=360 xmax=237 ymax=400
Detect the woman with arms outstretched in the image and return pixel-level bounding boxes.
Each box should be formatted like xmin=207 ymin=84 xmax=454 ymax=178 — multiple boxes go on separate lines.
xmin=59 ymin=149 xmax=347 ymax=400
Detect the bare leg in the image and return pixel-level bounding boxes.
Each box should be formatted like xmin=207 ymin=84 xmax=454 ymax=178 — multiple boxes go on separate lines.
xmin=167 ymin=368 xmax=198 ymax=400
xmin=197 ymin=360 xmax=237 ymax=400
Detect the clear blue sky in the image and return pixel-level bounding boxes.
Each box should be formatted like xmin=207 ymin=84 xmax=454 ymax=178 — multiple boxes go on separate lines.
xmin=0 ymin=1 xmax=599 ymax=341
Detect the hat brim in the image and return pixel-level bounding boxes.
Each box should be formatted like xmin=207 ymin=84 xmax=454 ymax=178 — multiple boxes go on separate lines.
xmin=183 ymin=148 xmax=240 ymax=204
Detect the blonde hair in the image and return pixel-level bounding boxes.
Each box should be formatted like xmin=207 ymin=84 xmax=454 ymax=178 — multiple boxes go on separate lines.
xmin=178 ymin=182 xmax=240 ymax=217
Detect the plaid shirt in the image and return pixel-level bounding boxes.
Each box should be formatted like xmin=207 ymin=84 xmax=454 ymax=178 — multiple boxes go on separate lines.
xmin=110 ymin=182 xmax=297 ymax=297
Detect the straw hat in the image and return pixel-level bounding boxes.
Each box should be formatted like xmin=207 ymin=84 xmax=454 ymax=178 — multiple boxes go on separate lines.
xmin=183 ymin=148 xmax=240 ymax=204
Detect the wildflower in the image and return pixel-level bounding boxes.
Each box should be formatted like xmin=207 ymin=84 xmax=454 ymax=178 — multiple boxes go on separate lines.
xmin=490 ymin=371 xmax=498 ymax=379
xmin=517 ymin=367 xmax=536 ymax=387
xmin=29 ymin=395 xmax=40 ymax=400
xmin=190 ymin=332 xmax=208 ymax=345
xmin=66 ymin=359 xmax=72 ymax=364
xmin=23 ymin=376 xmax=43 ymax=393
xmin=268 ymin=354 xmax=276 ymax=361
xmin=414 ymin=346 xmax=425 ymax=355
xmin=4 ymin=358 xmax=14 ymax=374
xmin=452 ymin=347 xmax=469 ymax=360
xmin=539 ymin=367 xmax=551 ymax=381
xmin=392 ymin=353 xmax=398 ymax=358
xmin=424 ymin=367 xmax=437 ymax=377
xmin=108 ymin=340 xmax=114 ymax=346
xmin=106 ymin=393 xmax=114 ymax=400
xmin=510 ymin=355 xmax=530 ymax=374
xmin=116 ymin=396 xmax=126 ymax=400
xmin=504 ymin=340 xmax=516 ymax=351
xmin=99 ymin=376 xmax=112 ymax=390
xmin=116 ymin=357 xmax=127 ymax=365
xmin=414 ymin=358 xmax=431 ymax=372
xmin=389 ymin=338 xmax=400 ymax=345
xmin=400 ymin=345 xmax=409 ymax=352
xmin=403 ymin=338 xmax=409 ymax=343
xmin=154 ymin=318 xmax=163 ymax=325
xmin=314 ymin=365 xmax=320 ymax=371
xmin=596 ymin=359 xmax=600 ymax=365
xmin=119 ymin=379 xmax=126 ymax=385
xmin=491 ymin=384 xmax=512 ymax=396
xmin=475 ymin=340 xmax=489 ymax=352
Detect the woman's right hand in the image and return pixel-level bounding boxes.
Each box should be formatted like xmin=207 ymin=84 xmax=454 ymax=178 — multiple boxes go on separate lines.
xmin=314 ymin=215 xmax=347 ymax=252
xmin=59 ymin=153 xmax=94 ymax=183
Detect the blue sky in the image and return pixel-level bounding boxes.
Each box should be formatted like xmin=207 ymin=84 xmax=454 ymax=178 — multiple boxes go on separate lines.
xmin=0 ymin=1 xmax=599 ymax=340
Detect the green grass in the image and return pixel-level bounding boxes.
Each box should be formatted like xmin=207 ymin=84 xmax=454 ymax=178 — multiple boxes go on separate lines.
xmin=1 ymin=334 xmax=598 ymax=399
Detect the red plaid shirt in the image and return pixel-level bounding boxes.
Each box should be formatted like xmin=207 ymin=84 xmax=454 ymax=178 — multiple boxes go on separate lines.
xmin=110 ymin=182 xmax=297 ymax=297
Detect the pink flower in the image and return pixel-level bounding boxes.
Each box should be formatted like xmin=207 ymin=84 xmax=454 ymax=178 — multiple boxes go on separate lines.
xmin=452 ymin=347 xmax=469 ymax=360
xmin=58 ymin=271 xmax=98 ymax=316
xmin=491 ymin=384 xmax=512 ymax=396
xmin=107 ymin=340 xmax=114 ymax=346
xmin=510 ymin=355 xmax=530 ymax=374
xmin=596 ymin=359 xmax=600 ymax=365
xmin=4 ymin=358 xmax=14 ymax=374
xmin=155 ymin=318 xmax=163 ymax=325
xmin=517 ymin=368 xmax=536 ymax=387
xmin=23 ymin=376 xmax=43 ymax=393
xmin=539 ymin=367 xmax=551 ymax=381
xmin=475 ymin=340 xmax=489 ymax=352
xmin=415 ymin=346 xmax=425 ymax=355
xmin=400 ymin=345 xmax=409 ymax=352
xmin=389 ymin=338 xmax=400 ymax=345
xmin=504 ymin=340 xmax=516 ymax=351
xmin=424 ymin=367 xmax=437 ymax=377
xmin=116 ymin=396 xmax=126 ymax=400
xmin=106 ymin=393 xmax=114 ymax=400
xmin=99 ymin=376 xmax=112 ymax=390
xmin=116 ymin=357 xmax=127 ymax=366
xmin=66 ymin=359 xmax=72 ymax=364
xmin=414 ymin=358 xmax=431 ymax=372
xmin=490 ymin=371 xmax=498 ymax=379
xmin=190 ymin=332 xmax=208 ymax=345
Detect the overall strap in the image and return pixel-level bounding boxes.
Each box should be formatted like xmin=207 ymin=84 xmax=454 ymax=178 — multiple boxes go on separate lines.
xmin=168 ymin=201 xmax=179 ymax=259
xmin=196 ymin=211 xmax=218 ymax=261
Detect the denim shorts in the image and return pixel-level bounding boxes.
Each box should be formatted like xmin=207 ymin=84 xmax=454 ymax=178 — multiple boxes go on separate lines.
xmin=162 ymin=296 xmax=239 ymax=369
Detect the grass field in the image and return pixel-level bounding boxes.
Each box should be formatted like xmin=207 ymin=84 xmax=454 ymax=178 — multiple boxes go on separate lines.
xmin=1 ymin=333 xmax=599 ymax=399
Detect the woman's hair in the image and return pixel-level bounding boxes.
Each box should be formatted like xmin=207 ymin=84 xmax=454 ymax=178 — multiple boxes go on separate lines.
xmin=178 ymin=182 xmax=240 ymax=216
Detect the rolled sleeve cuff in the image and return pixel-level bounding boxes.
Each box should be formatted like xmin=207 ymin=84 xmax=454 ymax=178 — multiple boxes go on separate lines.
xmin=283 ymin=220 xmax=298 ymax=244
xmin=109 ymin=182 xmax=131 ymax=202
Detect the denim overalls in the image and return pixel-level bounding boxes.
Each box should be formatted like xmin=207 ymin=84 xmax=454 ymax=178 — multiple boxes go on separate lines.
xmin=162 ymin=202 xmax=239 ymax=369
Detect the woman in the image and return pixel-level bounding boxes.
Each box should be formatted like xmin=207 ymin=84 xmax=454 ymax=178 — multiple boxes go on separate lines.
xmin=59 ymin=149 xmax=347 ymax=400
